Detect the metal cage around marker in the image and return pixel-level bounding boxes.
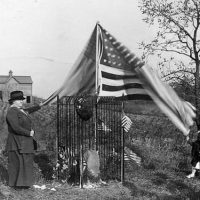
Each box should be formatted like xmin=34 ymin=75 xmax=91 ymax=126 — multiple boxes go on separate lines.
xmin=56 ymin=96 xmax=124 ymax=186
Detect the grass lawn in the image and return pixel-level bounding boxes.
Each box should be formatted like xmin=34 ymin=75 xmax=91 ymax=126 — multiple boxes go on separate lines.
xmin=1 ymin=138 xmax=200 ymax=200
xmin=0 ymin=181 xmax=132 ymax=200
xmin=1 ymin=168 xmax=200 ymax=199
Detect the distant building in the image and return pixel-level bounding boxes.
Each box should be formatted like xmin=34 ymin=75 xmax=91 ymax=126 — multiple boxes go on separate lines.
xmin=0 ymin=70 xmax=33 ymax=103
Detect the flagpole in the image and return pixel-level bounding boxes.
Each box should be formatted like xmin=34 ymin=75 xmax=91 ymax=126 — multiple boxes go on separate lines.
xmin=56 ymin=95 xmax=60 ymax=180
xmin=94 ymin=21 xmax=100 ymax=151
xmin=95 ymin=21 xmax=100 ymax=93
xmin=79 ymin=120 xmax=83 ymax=189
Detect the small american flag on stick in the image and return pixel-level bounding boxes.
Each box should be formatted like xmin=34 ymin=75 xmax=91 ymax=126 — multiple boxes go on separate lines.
xmin=121 ymin=115 xmax=132 ymax=133
xmin=124 ymin=147 xmax=141 ymax=166
xmin=97 ymin=118 xmax=112 ymax=132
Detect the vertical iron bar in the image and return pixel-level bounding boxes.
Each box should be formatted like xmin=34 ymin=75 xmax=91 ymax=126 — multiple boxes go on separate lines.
xmin=66 ymin=97 xmax=70 ymax=155
xmin=56 ymin=95 xmax=59 ymax=180
xmin=95 ymin=99 xmax=98 ymax=151
xmin=73 ymin=97 xmax=76 ymax=180
xmin=96 ymin=99 xmax=99 ymax=151
xmin=69 ymin=97 xmax=72 ymax=169
xmin=61 ymin=100 xmax=63 ymax=147
xmin=103 ymin=98 xmax=106 ymax=175
xmin=65 ymin=98 xmax=67 ymax=150
xmin=117 ymin=100 xmax=119 ymax=179
xmin=109 ymin=99 xmax=112 ymax=171
xmin=79 ymin=121 xmax=83 ymax=189
xmin=108 ymin=99 xmax=111 ymax=170
xmin=121 ymin=100 xmax=125 ymax=184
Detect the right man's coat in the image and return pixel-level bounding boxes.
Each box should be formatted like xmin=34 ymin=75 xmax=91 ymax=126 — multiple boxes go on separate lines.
xmin=188 ymin=139 xmax=200 ymax=167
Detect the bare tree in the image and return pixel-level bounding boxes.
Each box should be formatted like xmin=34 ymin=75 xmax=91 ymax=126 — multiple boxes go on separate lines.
xmin=139 ymin=0 xmax=200 ymax=129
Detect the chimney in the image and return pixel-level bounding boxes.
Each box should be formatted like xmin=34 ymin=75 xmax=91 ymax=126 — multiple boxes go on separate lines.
xmin=9 ymin=70 xmax=13 ymax=77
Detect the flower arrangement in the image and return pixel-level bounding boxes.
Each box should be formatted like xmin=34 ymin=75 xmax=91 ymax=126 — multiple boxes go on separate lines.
xmin=74 ymin=94 xmax=94 ymax=121
xmin=53 ymin=147 xmax=80 ymax=184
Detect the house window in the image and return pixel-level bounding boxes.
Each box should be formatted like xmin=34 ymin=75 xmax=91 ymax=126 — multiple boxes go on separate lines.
xmin=26 ymin=96 xmax=31 ymax=103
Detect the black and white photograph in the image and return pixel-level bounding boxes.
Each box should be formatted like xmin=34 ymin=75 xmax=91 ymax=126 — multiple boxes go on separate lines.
xmin=0 ymin=0 xmax=199 ymax=199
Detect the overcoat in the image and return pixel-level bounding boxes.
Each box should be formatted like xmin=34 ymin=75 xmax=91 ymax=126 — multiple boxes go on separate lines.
xmin=188 ymin=139 xmax=200 ymax=167
xmin=6 ymin=104 xmax=40 ymax=187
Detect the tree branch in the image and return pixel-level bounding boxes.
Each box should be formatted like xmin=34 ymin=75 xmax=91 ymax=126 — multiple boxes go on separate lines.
xmin=151 ymin=47 xmax=195 ymax=60
xmin=160 ymin=12 xmax=193 ymax=40
xmin=162 ymin=69 xmax=195 ymax=78
xmin=192 ymin=0 xmax=200 ymax=59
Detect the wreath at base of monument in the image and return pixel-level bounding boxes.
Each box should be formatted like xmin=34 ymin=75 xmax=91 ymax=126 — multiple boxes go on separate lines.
xmin=74 ymin=94 xmax=94 ymax=121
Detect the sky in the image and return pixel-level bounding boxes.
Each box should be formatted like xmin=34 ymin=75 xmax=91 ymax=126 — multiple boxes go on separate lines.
xmin=0 ymin=0 xmax=156 ymax=99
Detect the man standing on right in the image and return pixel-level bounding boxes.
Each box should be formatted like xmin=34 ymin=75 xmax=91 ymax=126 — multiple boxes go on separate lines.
xmin=186 ymin=131 xmax=200 ymax=178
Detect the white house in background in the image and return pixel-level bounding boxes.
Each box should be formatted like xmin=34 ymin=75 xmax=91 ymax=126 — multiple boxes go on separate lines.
xmin=0 ymin=70 xmax=33 ymax=103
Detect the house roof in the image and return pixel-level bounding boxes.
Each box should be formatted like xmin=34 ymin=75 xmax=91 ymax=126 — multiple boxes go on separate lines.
xmin=0 ymin=75 xmax=33 ymax=84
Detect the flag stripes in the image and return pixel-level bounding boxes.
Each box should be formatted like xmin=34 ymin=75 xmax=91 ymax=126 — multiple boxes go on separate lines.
xmin=97 ymin=119 xmax=112 ymax=132
xmin=102 ymin=83 xmax=144 ymax=91
xmin=100 ymin=87 xmax=149 ymax=99
xmin=99 ymin=65 xmax=150 ymax=99
xmin=121 ymin=115 xmax=132 ymax=132
xmin=101 ymin=71 xmax=137 ymax=80
xmin=97 ymin=24 xmax=195 ymax=135
xmin=124 ymin=147 xmax=141 ymax=166
xmin=98 ymin=25 xmax=149 ymax=100
xmin=100 ymin=65 xmax=136 ymax=76
xmin=78 ymin=63 xmax=96 ymax=94
xmin=97 ymin=115 xmax=132 ymax=133
xmin=101 ymin=77 xmax=140 ymax=86
xmin=137 ymin=65 xmax=196 ymax=135
xmin=124 ymin=153 xmax=141 ymax=166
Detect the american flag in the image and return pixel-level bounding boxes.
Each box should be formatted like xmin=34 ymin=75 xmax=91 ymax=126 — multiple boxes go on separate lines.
xmin=42 ymin=23 xmax=196 ymax=136
xmin=97 ymin=25 xmax=151 ymax=100
xmin=121 ymin=115 xmax=132 ymax=133
xmin=41 ymin=26 xmax=97 ymax=105
xmin=124 ymin=147 xmax=141 ymax=166
xmin=97 ymin=115 xmax=132 ymax=133
xmin=96 ymin=24 xmax=196 ymax=136
xmin=97 ymin=118 xmax=112 ymax=132
xmin=137 ymin=65 xmax=196 ymax=136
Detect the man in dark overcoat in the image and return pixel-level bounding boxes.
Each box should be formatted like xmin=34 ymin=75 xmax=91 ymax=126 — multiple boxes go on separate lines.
xmin=186 ymin=131 xmax=200 ymax=178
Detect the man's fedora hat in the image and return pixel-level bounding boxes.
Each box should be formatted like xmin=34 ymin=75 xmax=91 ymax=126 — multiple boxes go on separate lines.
xmin=9 ymin=91 xmax=25 ymax=102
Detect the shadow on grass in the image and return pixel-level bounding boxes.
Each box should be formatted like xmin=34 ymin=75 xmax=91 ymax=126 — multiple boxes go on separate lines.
xmin=123 ymin=181 xmax=160 ymax=199
xmin=124 ymin=178 xmax=200 ymax=200
xmin=151 ymin=172 xmax=169 ymax=186
xmin=124 ymin=169 xmax=200 ymax=200
xmin=143 ymin=159 xmax=158 ymax=170
xmin=0 ymin=154 xmax=8 ymax=184
xmin=152 ymin=178 xmax=166 ymax=186
xmin=123 ymin=181 xmax=138 ymax=197
xmin=0 ymin=164 xmax=8 ymax=184
xmin=34 ymin=153 xmax=54 ymax=181
xmin=159 ymin=190 xmax=200 ymax=200
xmin=175 ymin=158 xmax=190 ymax=174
